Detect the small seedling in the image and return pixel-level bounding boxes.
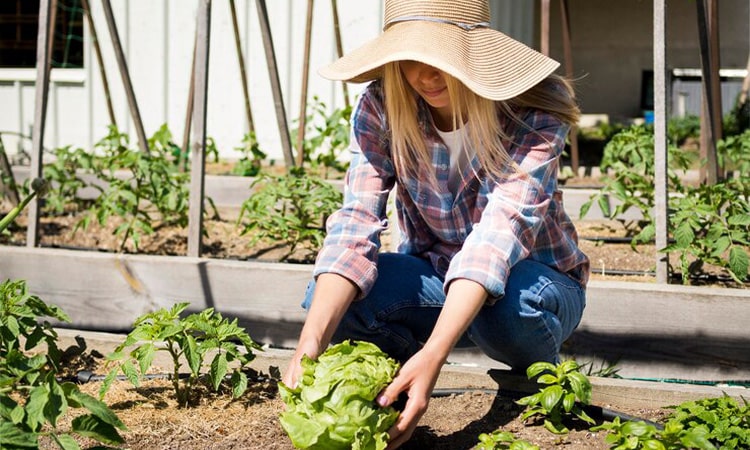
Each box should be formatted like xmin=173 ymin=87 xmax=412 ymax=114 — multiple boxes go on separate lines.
xmin=100 ymin=302 xmax=262 ymax=407
xmin=592 ymin=416 xmax=716 ymax=450
xmin=668 ymin=395 xmax=750 ymax=449
xmin=516 ymin=360 xmax=595 ymax=434
xmin=475 ymin=430 xmax=539 ymax=450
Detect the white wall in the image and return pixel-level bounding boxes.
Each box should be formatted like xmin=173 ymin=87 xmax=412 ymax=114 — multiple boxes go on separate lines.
xmin=0 ymin=0 xmax=384 ymax=163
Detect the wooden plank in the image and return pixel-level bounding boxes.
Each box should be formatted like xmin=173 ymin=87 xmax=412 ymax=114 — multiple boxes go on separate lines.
xmin=256 ymin=0 xmax=295 ymax=168
xmin=80 ymin=0 xmax=117 ymax=127
xmin=187 ymin=0 xmax=212 ymax=258
xmin=653 ymin=0 xmax=670 ymax=283
xmin=100 ymin=0 xmax=150 ymax=155
xmin=229 ymin=0 xmax=255 ymax=133
xmin=0 ymin=135 xmax=20 ymax=205
xmin=295 ymin=0 xmax=315 ymax=168
xmin=2 ymin=246 xmax=749 ymax=380
xmin=27 ymin=0 xmax=54 ymax=248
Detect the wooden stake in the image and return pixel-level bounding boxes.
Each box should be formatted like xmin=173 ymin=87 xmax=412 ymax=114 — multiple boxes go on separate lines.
xmin=696 ymin=0 xmax=720 ymax=185
xmin=0 ymin=136 xmax=20 ymax=206
xmin=295 ymin=0 xmax=315 ymax=168
xmin=100 ymin=0 xmax=150 ymax=154
xmin=26 ymin=0 xmax=54 ymax=248
xmin=229 ymin=0 xmax=255 ymax=133
xmin=653 ymin=0 xmax=670 ymax=284
xmin=559 ymin=0 xmax=579 ymax=174
xmin=331 ymin=0 xmax=349 ymax=107
xmin=80 ymin=0 xmax=117 ymax=127
xmin=181 ymin=33 xmax=198 ymax=173
xmin=187 ymin=0 xmax=212 ymax=258
xmin=540 ymin=0 xmax=550 ymax=56
xmin=256 ymin=0 xmax=295 ymax=168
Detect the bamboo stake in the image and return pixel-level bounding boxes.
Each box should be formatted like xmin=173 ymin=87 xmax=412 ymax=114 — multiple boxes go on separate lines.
xmin=295 ymin=0 xmax=315 ymax=168
xmin=27 ymin=0 xmax=54 ymax=247
xmin=331 ymin=0 xmax=349 ymax=107
xmin=0 ymin=135 xmax=20 ymax=206
xmin=80 ymin=0 xmax=117 ymax=127
xmin=696 ymin=0 xmax=720 ymax=185
xmin=229 ymin=0 xmax=255 ymax=133
xmin=100 ymin=0 xmax=150 ymax=154
xmin=187 ymin=0 xmax=212 ymax=258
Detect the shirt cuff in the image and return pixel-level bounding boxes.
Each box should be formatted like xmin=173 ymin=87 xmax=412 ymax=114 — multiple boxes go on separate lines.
xmin=313 ymin=245 xmax=379 ymax=299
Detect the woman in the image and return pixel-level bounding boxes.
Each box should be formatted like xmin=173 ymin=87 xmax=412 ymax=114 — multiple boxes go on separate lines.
xmin=283 ymin=0 xmax=590 ymax=447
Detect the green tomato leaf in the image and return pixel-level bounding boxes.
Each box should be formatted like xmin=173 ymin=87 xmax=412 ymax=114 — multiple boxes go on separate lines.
xmin=210 ymin=353 xmax=228 ymax=392
xmin=729 ymin=246 xmax=749 ymax=281
xmin=0 ymin=420 xmax=39 ymax=447
xmin=51 ymin=433 xmax=82 ymax=450
xmin=71 ymin=414 xmax=125 ymax=445
xmin=231 ymin=370 xmax=248 ymax=399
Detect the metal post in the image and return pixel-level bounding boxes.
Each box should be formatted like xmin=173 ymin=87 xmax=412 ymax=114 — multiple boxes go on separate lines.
xmin=187 ymin=0 xmax=212 ymax=258
xmin=100 ymin=0 xmax=150 ymax=154
xmin=229 ymin=0 xmax=255 ymax=133
xmin=653 ymin=0 xmax=670 ymax=284
xmin=256 ymin=0 xmax=295 ymax=168
xmin=27 ymin=0 xmax=54 ymax=248
xmin=295 ymin=0 xmax=315 ymax=168
xmin=80 ymin=0 xmax=117 ymax=127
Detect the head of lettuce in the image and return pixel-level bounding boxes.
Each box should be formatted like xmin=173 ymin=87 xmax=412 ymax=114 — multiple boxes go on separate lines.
xmin=278 ymin=340 xmax=401 ymax=449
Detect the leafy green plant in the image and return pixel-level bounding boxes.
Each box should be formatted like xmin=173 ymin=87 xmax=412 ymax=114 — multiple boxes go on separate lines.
xmin=668 ymin=395 xmax=750 ymax=449
xmin=668 ymin=115 xmax=701 ymax=147
xmin=232 ymin=132 xmax=267 ymax=177
xmin=38 ymin=145 xmax=99 ymax=214
xmin=592 ymin=416 xmax=715 ymax=450
xmin=77 ymin=126 xmax=192 ymax=252
xmin=579 ymin=125 xmax=693 ymax=242
xmin=99 ymin=302 xmax=262 ymax=407
xmin=475 ymin=430 xmax=539 ymax=450
xmin=293 ymin=96 xmax=352 ymax=178
xmin=664 ymin=179 xmax=750 ymax=284
xmin=0 ymin=178 xmax=49 ymax=234
xmin=278 ymin=340 xmax=400 ymax=450
xmin=516 ymin=360 xmax=595 ymax=434
xmin=717 ymin=129 xmax=750 ymax=177
xmin=237 ymin=170 xmax=342 ymax=261
xmin=147 ymin=123 xmax=183 ymax=164
xmin=1 ymin=279 xmax=126 ymax=449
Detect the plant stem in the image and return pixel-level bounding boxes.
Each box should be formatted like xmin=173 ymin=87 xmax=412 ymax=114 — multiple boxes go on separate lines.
xmin=0 ymin=190 xmax=37 ymax=233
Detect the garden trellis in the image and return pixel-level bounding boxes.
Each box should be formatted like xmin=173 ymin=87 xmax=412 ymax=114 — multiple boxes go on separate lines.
xmin=19 ymin=0 xmax=739 ymax=277
xmin=22 ymin=0 xmax=350 ymax=257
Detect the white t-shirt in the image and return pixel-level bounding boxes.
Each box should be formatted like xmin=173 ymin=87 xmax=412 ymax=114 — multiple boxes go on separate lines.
xmin=436 ymin=126 xmax=475 ymax=194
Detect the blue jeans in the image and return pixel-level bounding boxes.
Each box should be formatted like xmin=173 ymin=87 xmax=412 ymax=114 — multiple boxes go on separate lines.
xmin=302 ymin=253 xmax=586 ymax=371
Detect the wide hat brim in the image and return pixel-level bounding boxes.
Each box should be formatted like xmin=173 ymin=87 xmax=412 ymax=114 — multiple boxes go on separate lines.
xmin=319 ymin=21 xmax=560 ymax=101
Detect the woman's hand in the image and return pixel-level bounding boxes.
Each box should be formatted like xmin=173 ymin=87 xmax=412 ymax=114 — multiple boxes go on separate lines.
xmin=376 ymin=349 xmax=444 ymax=449
xmin=282 ymin=337 xmax=321 ymax=388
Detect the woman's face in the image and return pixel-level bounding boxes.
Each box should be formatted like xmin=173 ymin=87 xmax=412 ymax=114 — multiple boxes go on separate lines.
xmin=400 ymin=61 xmax=452 ymax=123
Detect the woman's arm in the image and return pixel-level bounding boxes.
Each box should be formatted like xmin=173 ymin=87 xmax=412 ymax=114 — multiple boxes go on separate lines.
xmin=378 ymin=278 xmax=488 ymax=450
xmin=282 ymin=273 xmax=359 ymax=387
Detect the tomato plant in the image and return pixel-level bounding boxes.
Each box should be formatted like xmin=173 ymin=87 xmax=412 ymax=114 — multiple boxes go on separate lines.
xmin=100 ymin=302 xmax=262 ymax=407
xmin=0 ymin=279 xmax=126 ymax=449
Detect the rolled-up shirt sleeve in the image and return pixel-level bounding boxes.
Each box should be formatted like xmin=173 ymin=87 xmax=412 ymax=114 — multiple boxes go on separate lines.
xmin=444 ymin=111 xmax=569 ymax=301
xmin=313 ymin=88 xmax=395 ymax=298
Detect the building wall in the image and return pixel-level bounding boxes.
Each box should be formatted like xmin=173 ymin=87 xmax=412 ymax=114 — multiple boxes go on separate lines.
xmin=546 ymin=0 xmax=750 ymax=120
xmin=0 ymin=0 xmax=383 ymax=162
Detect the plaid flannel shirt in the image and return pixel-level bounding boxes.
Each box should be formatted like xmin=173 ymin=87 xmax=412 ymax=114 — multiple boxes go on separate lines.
xmin=314 ymin=81 xmax=590 ymax=301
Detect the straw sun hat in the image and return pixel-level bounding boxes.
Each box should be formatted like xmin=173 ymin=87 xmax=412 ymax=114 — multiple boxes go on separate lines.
xmin=319 ymin=0 xmax=560 ymax=101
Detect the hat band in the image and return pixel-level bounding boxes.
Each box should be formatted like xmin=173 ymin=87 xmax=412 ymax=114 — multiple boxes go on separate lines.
xmin=385 ymin=15 xmax=491 ymax=31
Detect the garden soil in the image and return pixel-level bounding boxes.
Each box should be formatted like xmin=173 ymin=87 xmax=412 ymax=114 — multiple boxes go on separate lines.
xmin=44 ymin=354 xmax=669 ymax=450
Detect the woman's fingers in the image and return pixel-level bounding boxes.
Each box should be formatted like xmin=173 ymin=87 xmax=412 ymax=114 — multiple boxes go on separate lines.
xmin=385 ymin=393 xmax=428 ymax=449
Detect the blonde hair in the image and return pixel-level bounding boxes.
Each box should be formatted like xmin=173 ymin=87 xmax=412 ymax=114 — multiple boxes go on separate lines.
xmin=383 ymin=62 xmax=579 ymax=184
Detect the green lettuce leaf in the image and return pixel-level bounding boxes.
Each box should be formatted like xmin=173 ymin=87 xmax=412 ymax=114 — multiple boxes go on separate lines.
xmin=279 ymin=340 xmax=400 ymax=449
